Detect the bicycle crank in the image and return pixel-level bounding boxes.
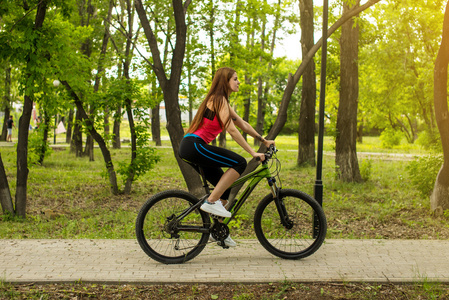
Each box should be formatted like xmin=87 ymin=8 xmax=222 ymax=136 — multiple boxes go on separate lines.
xmin=210 ymin=220 xmax=230 ymax=249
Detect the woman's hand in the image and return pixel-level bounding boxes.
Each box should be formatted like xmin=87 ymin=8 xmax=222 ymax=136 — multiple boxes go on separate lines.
xmin=253 ymin=152 xmax=266 ymax=162
xmin=263 ymin=139 xmax=275 ymax=148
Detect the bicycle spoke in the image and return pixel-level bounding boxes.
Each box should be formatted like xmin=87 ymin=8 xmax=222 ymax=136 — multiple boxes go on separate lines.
xmin=254 ymin=189 xmax=326 ymax=259
xmin=136 ymin=190 xmax=210 ymax=264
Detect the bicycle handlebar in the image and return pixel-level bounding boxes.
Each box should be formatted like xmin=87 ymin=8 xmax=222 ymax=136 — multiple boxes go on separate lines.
xmin=255 ymin=145 xmax=277 ymax=163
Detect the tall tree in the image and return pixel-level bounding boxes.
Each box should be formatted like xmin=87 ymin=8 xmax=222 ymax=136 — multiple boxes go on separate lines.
xmin=297 ymin=0 xmax=316 ymax=166
xmin=135 ymin=0 xmax=204 ymax=195
xmin=122 ymin=0 xmax=140 ymax=194
xmin=230 ymin=0 xmax=381 ymax=200
xmin=335 ymin=0 xmax=362 ymax=182
xmin=16 ymin=0 xmax=49 ymax=217
xmin=431 ymin=0 xmax=449 ymax=213
xmin=359 ymin=0 xmax=444 ymax=143
xmin=255 ymin=0 xmax=267 ymax=146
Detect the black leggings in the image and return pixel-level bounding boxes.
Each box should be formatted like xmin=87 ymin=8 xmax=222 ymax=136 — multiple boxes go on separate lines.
xmin=178 ymin=136 xmax=247 ymax=200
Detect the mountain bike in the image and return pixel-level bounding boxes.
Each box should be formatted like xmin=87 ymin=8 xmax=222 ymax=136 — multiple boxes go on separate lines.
xmin=135 ymin=145 xmax=327 ymax=264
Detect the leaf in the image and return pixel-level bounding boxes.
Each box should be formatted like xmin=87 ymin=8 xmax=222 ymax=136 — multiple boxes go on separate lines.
xmin=211 ymin=295 xmax=219 ymax=299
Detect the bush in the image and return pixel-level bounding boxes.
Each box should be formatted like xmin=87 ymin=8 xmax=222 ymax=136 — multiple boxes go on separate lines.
xmin=28 ymin=127 xmax=53 ymax=165
xmin=359 ymin=159 xmax=372 ymax=182
xmin=380 ymin=128 xmax=402 ymax=148
xmin=406 ymin=154 xmax=443 ymax=197
xmin=416 ymin=130 xmax=442 ymax=151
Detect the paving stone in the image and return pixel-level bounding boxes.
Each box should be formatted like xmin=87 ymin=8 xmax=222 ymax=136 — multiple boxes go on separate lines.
xmin=1 ymin=239 xmax=449 ymax=283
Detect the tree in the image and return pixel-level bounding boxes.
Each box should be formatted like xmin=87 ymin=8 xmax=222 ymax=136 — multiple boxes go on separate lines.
xmin=359 ymin=0 xmax=445 ymax=144
xmin=297 ymin=0 xmax=316 ymax=166
xmin=335 ymin=0 xmax=362 ymax=182
xmin=266 ymin=0 xmax=381 ymax=141
xmin=229 ymin=0 xmax=381 ymax=200
xmin=136 ymin=0 xmax=204 ymax=195
xmin=16 ymin=0 xmax=49 ymax=217
xmin=0 ymin=152 xmax=14 ymax=215
xmin=431 ymin=0 xmax=449 ymax=213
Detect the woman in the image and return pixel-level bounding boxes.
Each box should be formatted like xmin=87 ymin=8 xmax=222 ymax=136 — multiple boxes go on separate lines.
xmin=178 ymin=67 xmax=275 ymax=246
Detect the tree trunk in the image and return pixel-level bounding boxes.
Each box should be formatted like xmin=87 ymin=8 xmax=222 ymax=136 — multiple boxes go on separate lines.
xmin=242 ymin=74 xmax=251 ymax=141
xmin=84 ymin=135 xmax=94 ymax=161
xmin=71 ymin=109 xmax=83 ymax=156
xmin=62 ymin=80 xmax=119 ymax=195
xmin=431 ymin=1 xmax=449 ymax=212
xmin=112 ymin=107 xmax=121 ymax=149
xmin=1 ymin=67 xmax=11 ymax=141
xmin=123 ymin=0 xmax=137 ymax=194
xmin=124 ymin=98 xmax=136 ymax=194
xmin=98 ymin=0 xmax=114 ymax=143
xmin=297 ymin=0 xmax=316 ymax=167
xmin=151 ymin=103 xmax=161 ymax=146
xmin=0 ymin=153 xmax=14 ymax=215
xmin=16 ymin=0 xmax=49 ymax=218
xmin=335 ymin=0 xmax=362 ymax=183
xmin=66 ymin=108 xmax=73 ymax=144
xmin=255 ymin=16 xmax=266 ymax=146
xmin=229 ymin=0 xmax=242 ymax=65
xmin=104 ymin=109 xmax=110 ymax=137
xmin=37 ymin=109 xmax=50 ymax=165
xmin=135 ymin=0 xmax=203 ymax=195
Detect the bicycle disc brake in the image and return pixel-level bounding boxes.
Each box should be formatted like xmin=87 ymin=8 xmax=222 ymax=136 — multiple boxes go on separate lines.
xmin=210 ymin=221 xmax=230 ymax=248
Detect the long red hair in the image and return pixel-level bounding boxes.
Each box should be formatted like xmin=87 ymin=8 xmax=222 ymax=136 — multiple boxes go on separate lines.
xmin=187 ymin=67 xmax=236 ymax=133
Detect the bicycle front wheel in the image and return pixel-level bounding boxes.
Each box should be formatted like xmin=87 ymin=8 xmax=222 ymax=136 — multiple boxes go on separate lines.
xmin=136 ymin=190 xmax=211 ymax=264
xmin=254 ymin=189 xmax=327 ymax=260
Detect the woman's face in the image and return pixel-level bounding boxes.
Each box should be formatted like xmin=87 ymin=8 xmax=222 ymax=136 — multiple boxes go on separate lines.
xmin=229 ymin=72 xmax=240 ymax=93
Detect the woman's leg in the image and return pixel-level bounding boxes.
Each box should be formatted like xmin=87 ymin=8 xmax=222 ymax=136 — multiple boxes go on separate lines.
xmin=179 ymin=136 xmax=246 ymax=206
xmin=207 ymin=168 xmax=240 ymax=202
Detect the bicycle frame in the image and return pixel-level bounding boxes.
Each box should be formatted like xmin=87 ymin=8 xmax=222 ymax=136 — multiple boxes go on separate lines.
xmin=223 ymin=163 xmax=274 ymax=225
xmin=175 ymin=148 xmax=292 ymax=231
xmin=174 ymin=163 xmax=275 ymax=228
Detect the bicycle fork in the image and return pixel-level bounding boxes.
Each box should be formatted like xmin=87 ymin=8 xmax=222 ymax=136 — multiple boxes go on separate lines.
xmin=267 ymin=177 xmax=293 ymax=229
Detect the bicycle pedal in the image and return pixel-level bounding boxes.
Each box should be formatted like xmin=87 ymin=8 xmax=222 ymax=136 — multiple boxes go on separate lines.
xmin=210 ymin=214 xmax=225 ymax=221
xmin=217 ymin=241 xmax=229 ymax=249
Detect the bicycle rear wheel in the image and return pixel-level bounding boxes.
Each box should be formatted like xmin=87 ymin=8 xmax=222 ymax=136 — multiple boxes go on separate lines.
xmin=136 ymin=190 xmax=211 ymax=264
xmin=254 ymin=189 xmax=327 ymax=259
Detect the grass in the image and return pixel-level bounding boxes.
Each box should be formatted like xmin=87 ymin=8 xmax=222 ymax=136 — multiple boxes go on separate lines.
xmin=1 ymin=281 xmax=449 ymax=299
xmin=0 ymin=134 xmax=448 ymax=240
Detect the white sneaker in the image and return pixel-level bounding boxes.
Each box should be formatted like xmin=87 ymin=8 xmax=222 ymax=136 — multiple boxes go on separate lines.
xmin=200 ymin=200 xmax=231 ymax=218
xmin=209 ymin=235 xmax=237 ymax=247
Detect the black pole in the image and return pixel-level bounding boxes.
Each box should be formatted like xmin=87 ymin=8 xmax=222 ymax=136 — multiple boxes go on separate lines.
xmin=314 ymin=0 xmax=328 ymax=236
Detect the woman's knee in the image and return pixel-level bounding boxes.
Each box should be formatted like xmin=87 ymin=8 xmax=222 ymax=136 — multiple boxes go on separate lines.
xmin=233 ymin=157 xmax=247 ymax=175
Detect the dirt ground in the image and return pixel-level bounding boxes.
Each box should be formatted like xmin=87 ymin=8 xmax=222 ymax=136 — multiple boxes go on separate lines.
xmin=2 ymin=281 xmax=449 ymax=299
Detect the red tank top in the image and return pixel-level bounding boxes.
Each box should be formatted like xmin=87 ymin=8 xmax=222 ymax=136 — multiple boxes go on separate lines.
xmin=192 ymin=107 xmax=222 ymax=144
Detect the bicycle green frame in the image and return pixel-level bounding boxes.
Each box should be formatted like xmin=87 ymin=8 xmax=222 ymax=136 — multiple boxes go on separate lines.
xmin=173 ymin=161 xmax=279 ymax=233
xmin=223 ymin=163 xmax=276 ymax=225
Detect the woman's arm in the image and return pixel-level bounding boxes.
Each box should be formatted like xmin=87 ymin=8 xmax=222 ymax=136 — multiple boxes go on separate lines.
xmin=218 ymin=98 xmax=274 ymax=160
xmin=228 ymin=105 xmax=275 ymax=148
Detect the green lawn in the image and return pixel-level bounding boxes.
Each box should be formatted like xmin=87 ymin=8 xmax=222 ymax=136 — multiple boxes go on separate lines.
xmin=0 ymin=134 xmax=447 ymax=240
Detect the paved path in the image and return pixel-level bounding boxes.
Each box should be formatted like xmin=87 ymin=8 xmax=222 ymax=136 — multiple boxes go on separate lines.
xmin=1 ymin=239 xmax=449 ymax=284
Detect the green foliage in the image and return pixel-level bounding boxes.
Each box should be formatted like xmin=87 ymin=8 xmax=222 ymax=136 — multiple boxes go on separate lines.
xmin=27 ymin=126 xmax=53 ymax=166
xmin=117 ymin=122 xmax=161 ymax=185
xmin=358 ymin=0 xmax=445 ymax=142
xmin=407 ymin=154 xmax=443 ymax=198
xmin=359 ymin=159 xmax=372 ymax=182
xmin=379 ymin=128 xmax=402 ymax=148
xmin=416 ymin=130 xmax=442 ymax=152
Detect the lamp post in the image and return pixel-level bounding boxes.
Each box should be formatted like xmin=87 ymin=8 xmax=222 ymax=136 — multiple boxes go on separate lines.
xmin=314 ymin=0 xmax=329 ymax=236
